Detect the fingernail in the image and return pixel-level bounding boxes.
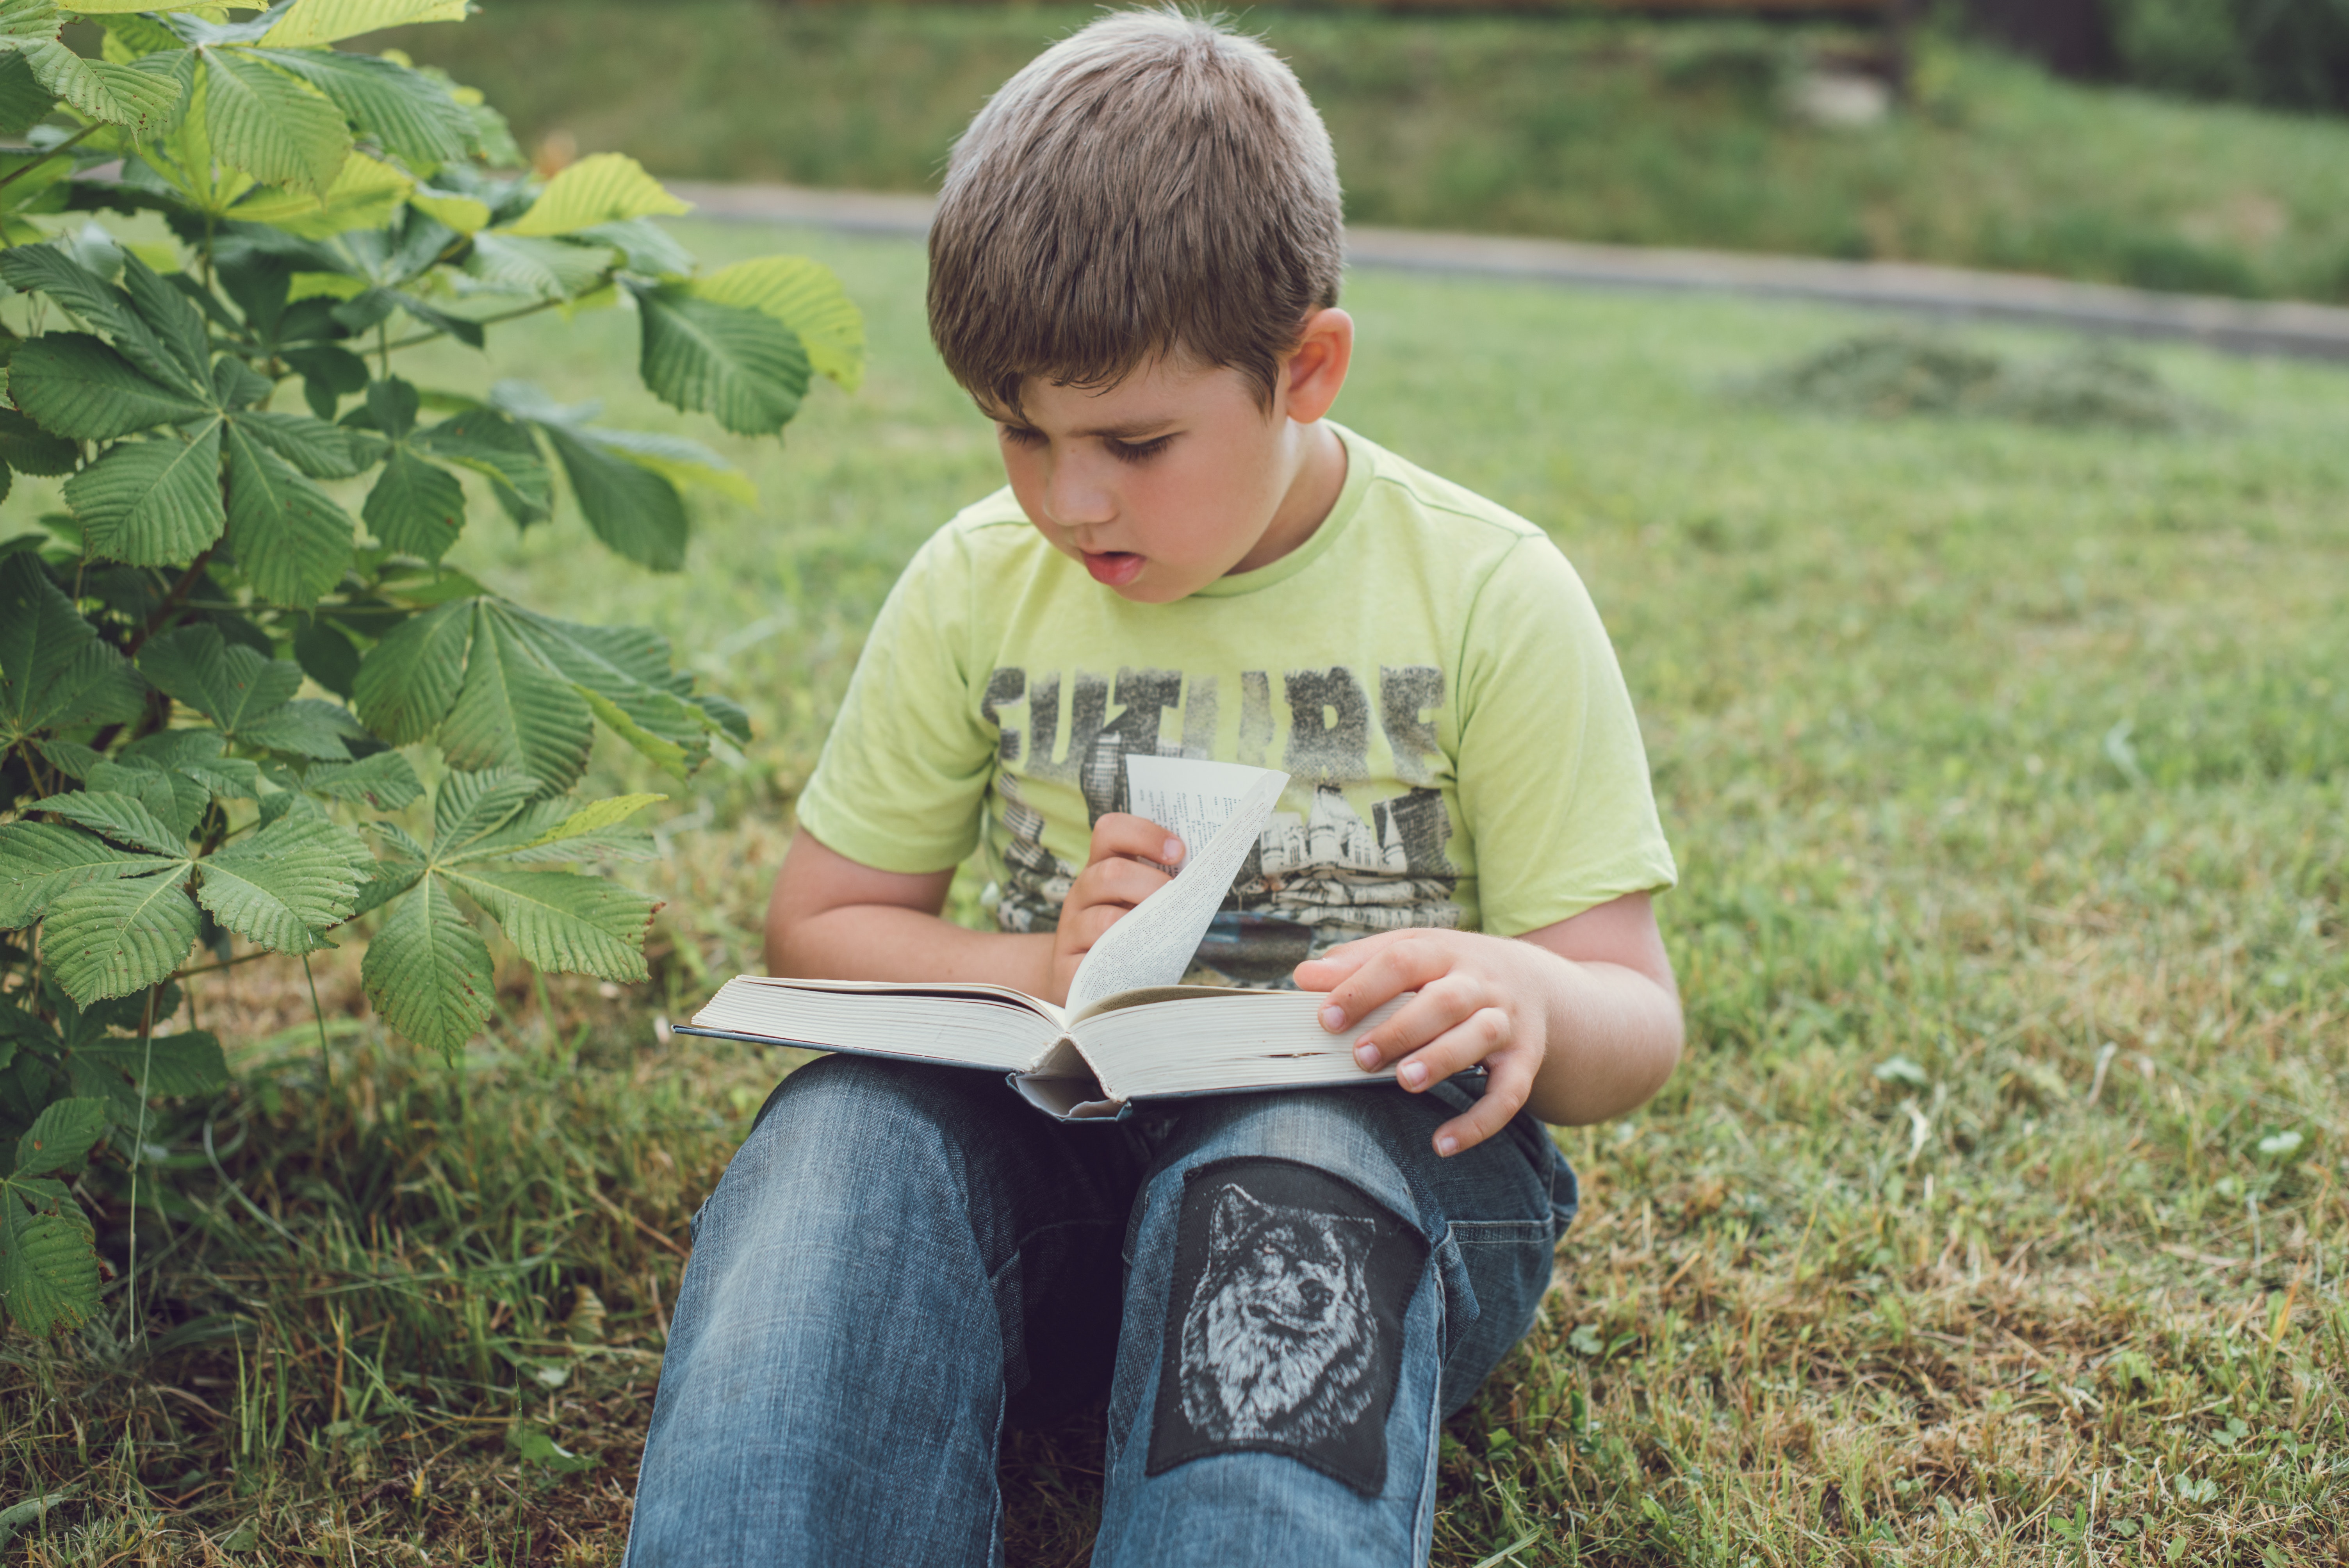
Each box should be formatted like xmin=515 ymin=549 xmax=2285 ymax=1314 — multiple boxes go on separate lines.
xmin=1320 ymin=1005 xmax=1346 ymax=1032
xmin=1162 ymin=837 xmax=1185 ymax=863
xmin=1353 ymin=1042 xmax=1379 ymax=1069
xmin=1436 ymin=1135 xmax=1458 ymax=1157
xmin=1400 ymin=1062 xmax=1427 ymax=1088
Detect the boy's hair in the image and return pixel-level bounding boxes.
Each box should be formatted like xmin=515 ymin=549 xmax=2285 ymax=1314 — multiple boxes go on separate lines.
xmin=929 ymin=8 xmax=1344 ymax=418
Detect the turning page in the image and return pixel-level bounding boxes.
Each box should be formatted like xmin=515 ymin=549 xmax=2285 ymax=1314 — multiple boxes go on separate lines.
xmin=1063 ymin=764 xmax=1288 ymax=1017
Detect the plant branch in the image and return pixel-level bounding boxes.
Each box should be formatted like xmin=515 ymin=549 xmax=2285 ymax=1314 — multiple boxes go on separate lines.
xmin=0 ymin=123 xmax=99 ymax=199
xmin=125 ymin=542 xmax=217 ymax=660
xmin=169 ymin=948 xmax=278 ymax=983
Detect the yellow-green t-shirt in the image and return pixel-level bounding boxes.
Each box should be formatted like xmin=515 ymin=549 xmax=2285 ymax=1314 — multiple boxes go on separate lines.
xmin=794 ymin=422 xmax=1676 ymax=986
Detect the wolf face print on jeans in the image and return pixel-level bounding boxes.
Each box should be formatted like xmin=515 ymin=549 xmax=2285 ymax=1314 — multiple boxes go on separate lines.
xmin=1146 ymin=1157 xmax=1429 ymax=1495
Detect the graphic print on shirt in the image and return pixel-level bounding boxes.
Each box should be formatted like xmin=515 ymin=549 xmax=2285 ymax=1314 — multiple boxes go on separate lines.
xmin=1146 ymin=1158 xmax=1428 ymax=1496
xmin=980 ymin=664 xmax=1463 ymax=985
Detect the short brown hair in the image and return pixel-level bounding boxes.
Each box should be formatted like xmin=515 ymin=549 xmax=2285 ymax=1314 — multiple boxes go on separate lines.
xmin=928 ymin=8 xmax=1344 ymax=418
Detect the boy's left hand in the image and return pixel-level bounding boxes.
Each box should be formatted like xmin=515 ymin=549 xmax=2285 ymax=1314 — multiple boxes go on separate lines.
xmin=1295 ymin=929 xmax=1555 ymax=1158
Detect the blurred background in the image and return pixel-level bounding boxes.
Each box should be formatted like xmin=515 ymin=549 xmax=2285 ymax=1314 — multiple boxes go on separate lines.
xmin=373 ymin=0 xmax=2349 ymax=302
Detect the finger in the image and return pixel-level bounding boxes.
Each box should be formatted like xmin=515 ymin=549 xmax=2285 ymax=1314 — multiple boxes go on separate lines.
xmin=1071 ymin=857 xmax=1172 ymax=911
xmin=1318 ymin=936 xmax=1456 ymax=1035
xmin=1430 ymin=1049 xmax=1537 ymax=1158
xmin=1348 ymin=979 xmax=1482 ymax=1069
xmin=1293 ymin=930 xmax=1415 ymax=992
xmin=1388 ymin=1006 xmax=1513 ymax=1090
xmin=1087 ymin=812 xmax=1183 ymax=870
xmin=1064 ymin=900 xmax=1132 ymax=955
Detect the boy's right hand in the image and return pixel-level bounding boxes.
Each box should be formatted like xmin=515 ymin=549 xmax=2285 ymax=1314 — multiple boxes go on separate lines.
xmin=1048 ymin=813 xmax=1185 ymax=1003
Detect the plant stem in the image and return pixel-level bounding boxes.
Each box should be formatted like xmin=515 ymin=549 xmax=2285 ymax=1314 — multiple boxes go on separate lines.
xmin=0 ymin=123 xmax=99 ymax=200
xmin=303 ymin=953 xmax=331 ymax=1092
xmin=129 ymin=984 xmax=158 ymax=1349
xmin=380 ymin=296 xmax=564 ymax=355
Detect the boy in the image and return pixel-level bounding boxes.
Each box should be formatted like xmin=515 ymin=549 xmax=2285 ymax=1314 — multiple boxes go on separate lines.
xmin=624 ymin=11 xmax=1682 ymax=1564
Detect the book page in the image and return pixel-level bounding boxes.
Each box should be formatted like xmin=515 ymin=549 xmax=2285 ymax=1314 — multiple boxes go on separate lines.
xmin=1126 ymin=756 xmax=1277 ymax=866
xmin=1064 ymin=765 xmax=1288 ymax=1019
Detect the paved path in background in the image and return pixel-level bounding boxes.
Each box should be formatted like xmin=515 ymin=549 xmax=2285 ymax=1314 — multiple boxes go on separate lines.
xmin=671 ymin=180 xmax=2349 ymax=364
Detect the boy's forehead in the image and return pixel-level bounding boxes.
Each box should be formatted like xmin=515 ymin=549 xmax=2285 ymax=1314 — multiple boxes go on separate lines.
xmin=982 ymin=358 xmax=1260 ymax=430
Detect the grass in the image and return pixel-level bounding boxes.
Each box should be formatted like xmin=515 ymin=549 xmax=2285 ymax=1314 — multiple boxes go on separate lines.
xmin=379 ymin=2 xmax=2349 ymax=303
xmin=3 ymin=218 xmax=2347 ymax=1564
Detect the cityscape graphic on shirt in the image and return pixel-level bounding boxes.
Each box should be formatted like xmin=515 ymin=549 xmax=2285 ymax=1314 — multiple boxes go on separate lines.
xmin=980 ymin=664 xmax=1464 ymax=987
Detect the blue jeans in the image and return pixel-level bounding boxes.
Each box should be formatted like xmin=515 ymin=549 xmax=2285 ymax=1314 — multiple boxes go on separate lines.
xmin=623 ymin=1054 xmax=1576 ymax=1566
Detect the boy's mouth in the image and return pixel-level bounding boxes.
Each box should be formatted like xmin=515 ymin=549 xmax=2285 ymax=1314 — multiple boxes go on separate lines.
xmin=1082 ymin=549 xmax=1145 ymax=586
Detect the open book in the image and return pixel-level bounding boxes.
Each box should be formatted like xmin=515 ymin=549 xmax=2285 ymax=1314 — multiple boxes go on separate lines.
xmin=679 ymin=760 xmax=1408 ymax=1120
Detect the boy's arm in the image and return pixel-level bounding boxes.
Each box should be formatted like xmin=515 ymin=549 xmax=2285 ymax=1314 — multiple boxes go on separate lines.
xmin=764 ymin=816 xmax=1187 ymax=1003
xmin=1294 ymin=892 xmax=1683 ymax=1156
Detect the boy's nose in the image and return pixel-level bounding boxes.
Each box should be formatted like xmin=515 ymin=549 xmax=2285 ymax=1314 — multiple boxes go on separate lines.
xmin=1045 ymin=464 xmax=1116 ymax=530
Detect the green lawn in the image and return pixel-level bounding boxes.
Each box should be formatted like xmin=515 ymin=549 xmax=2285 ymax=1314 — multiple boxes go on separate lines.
xmin=5 ymin=221 xmax=2346 ymax=1565
xmin=381 ymin=2 xmax=2349 ymax=303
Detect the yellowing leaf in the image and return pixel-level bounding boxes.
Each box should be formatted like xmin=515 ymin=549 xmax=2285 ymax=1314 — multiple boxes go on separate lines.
xmin=260 ymin=0 xmax=469 ymax=49
xmin=289 ymin=270 xmax=368 ymax=301
xmin=505 ymin=153 xmax=686 ymax=238
xmin=230 ymin=151 xmax=410 ymax=239
xmin=411 ymin=187 xmax=489 ymax=234
xmin=692 ymin=255 xmax=864 ymax=393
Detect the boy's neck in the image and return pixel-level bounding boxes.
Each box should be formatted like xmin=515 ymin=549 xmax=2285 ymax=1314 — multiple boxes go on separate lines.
xmin=1230 ymin=420 xmax=1349 ymax=577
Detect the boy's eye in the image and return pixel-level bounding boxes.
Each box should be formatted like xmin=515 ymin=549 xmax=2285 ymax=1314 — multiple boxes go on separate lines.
xmin=1106 ymin=435 xmax=1172 ymax=465
xmin=999 ymin=424 xmax=1046 ymax=447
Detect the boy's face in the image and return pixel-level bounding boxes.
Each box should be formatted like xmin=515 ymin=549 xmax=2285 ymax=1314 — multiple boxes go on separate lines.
xmin=988 ymin=312 xmax=1352 ymax=604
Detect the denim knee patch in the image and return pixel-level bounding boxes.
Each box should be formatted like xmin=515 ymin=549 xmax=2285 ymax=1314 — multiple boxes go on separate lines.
xmin=1144 ymin=1156 xmax=1428 ymax=1498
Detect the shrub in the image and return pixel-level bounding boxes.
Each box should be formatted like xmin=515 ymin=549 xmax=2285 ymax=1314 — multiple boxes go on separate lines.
xmin=0 ymin=0 xmax=859 ymax=1338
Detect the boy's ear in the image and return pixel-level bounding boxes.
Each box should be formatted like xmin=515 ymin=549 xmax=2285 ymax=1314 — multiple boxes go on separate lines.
xmin=1283 ymin=307 xmax=1353 ymax=425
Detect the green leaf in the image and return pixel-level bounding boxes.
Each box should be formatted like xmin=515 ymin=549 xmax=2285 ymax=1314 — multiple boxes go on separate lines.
xmin=0 ymin=244 xmax=201 ymax=393
xmin=24 ymin=789 xmax=184 ymax=855
xmin=0 ymin=1187 xmax=99 ymax=1336
xmin=0 ymin=408 xmax=77 ymax=477
xmin=504 ymin=606 xmax=718 ymax=773
xmin=13 ymin=1096 xmax=107 ymax=1176
xmin=579 ymin=217 xmax=692 ymax=277
xmin=505 ymin=153 xmax=686 ymax=237
xmin=198 ymin=813 xmax=361 ymax=953
xmin=464 ymin=231 xmax=615 ymax=299
xmin=64 ymin=421 xmax=226 ymax=567
xmin=535 ymin=419 xmax=687 ymax=571
xmin=431 ymin=766 xmax=535 ymax=853
xmin=258 ymin=0 xmax=469 ymax=49
xmin=493 ymin=793 xmax=664 ymax=865
xmin=19 ymin=39 xmax=184 ymax=133
xmin=224 ymin=418 xmax=353 ymax=606
xmin=0 ymin=553 xmax=147 ymax=735
xmin=359 ymin=868 xmax=490 ymax=1059
xmin=84 ymin=758 xmax=202 ymax=839
xmin=303 ymin=748 xmax=421 ymax=811
xmin=693 ymin=254 xmax=864 ymax=393
xmin=350 ymin=596 xmax=467 ymax=744
xmin=228 ymin=148 xmax=410 ymax=239
xmin=116 ymin=249 xmax=211 ymax=387
xmin=68 ymin=1030 xmax=228 ymax=1099
xmin=244 ymin=46 xmax=470 ymax=169
xmin=573 ymin=425 xmax=753 ymax=506
xmin=363 ymin=446 xmax=465 ymax=562
xmin=439 ymin=606 xmax=593 ymax=795
xmin=236 ymin=697 xmax=355 ymax=760
xmin=0 ymin=822 xmax=166 ymax=929
xmin=444 ymin=864 xmax=654 ymax=983
xmin=137 ymin=622 xmax=300 ymax=731
xmin=0 ymin=50 xmax=58 ymax=138
xmin=412 ymin=406 xmax=550 ymax=522
xmin=44 ymin=868 xmax=199 ymax=1003
xmin=202 ymin=48 xmax=350 ymax=196
xmin=7 ymin=331 xmax=214 ymax=439
xmin=236 ymin=408 xmax=365 ymax=478
xmin=633 ymin=282 xmax=807 ymax=438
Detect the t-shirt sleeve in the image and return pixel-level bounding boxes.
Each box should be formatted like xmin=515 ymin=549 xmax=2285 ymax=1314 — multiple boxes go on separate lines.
xmin=792 ymin=527 xmax=998 ymax=874
xmin=1453 ymin=533 xmax=1677 ymax=936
